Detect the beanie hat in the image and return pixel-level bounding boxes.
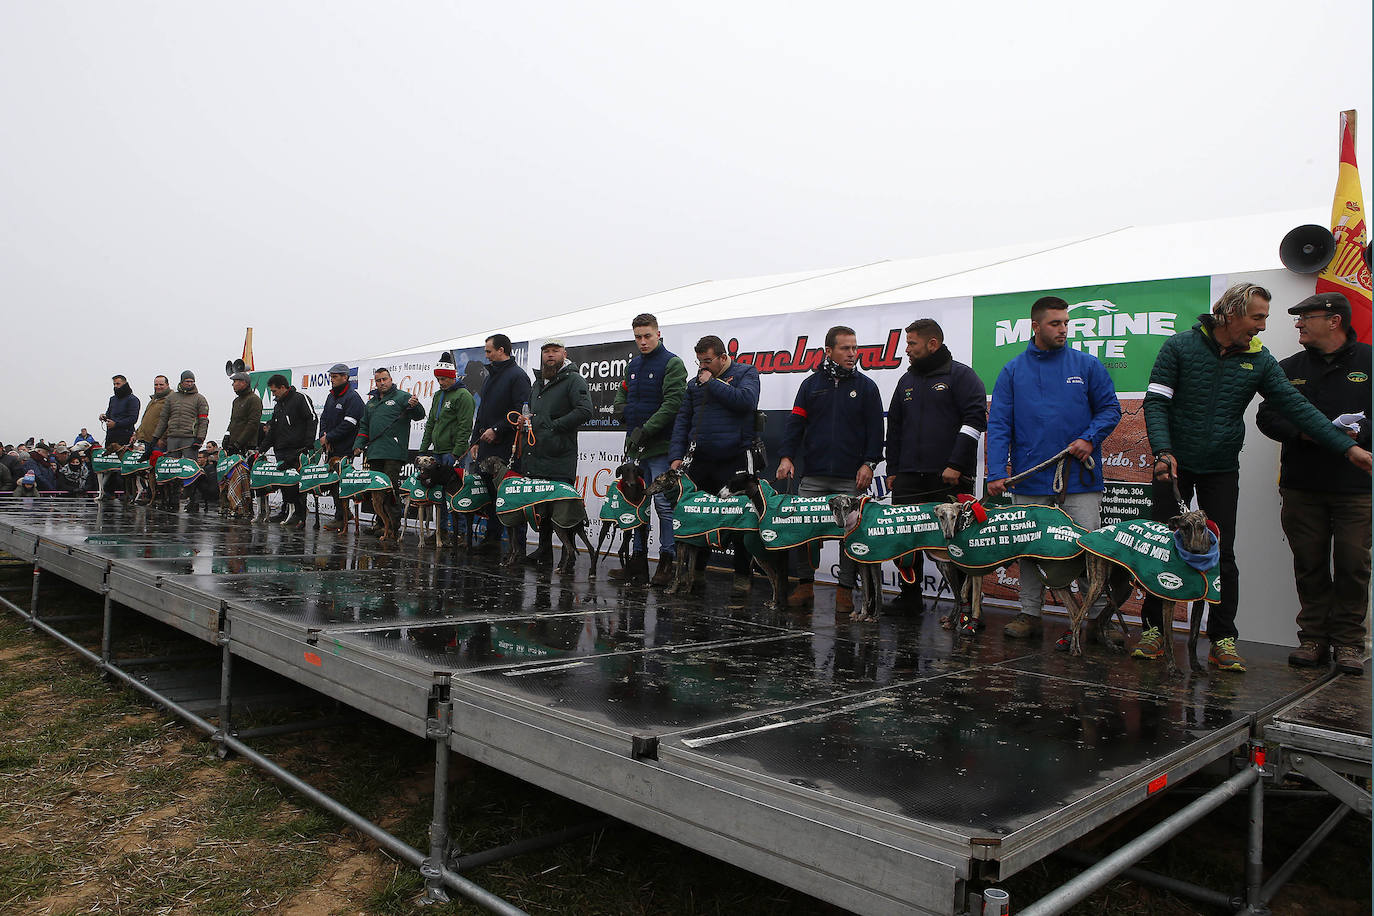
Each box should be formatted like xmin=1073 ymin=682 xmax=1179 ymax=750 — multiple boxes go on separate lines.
xmin=181 ymin=370 xmax=195 ymax=382
xmin=434 ymin=351 xmax=457 ymax=380
xmin=21 ymin=472 xmax=36 ymax=486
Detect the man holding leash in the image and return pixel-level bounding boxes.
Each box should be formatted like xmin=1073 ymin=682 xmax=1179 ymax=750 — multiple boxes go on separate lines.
xmin=1141 ymin=282 xmax=1372 ymax=672
xmin=319 ymin=363 xmax=365 ymax=532
xmin=523 ymin=340 xmax=593 ymax=565
xmin=224 ymin=371 xmax=263 ymax=455
xmin=468 ymin=334 xmax=532 ymax=554
xmin=776 ymin=325 xmax=884 ymax=613
xmin=1257 ymin=292 xmax=1372 ymax=675
xmin=420 ymin=352 xmax=476 ymax=544
xmin=985 ymin=296 xmax=1122 ymax=643
xmin=261 ymin=374 xmax=317 ymax=529
xmin=611 ymin=314 xmax=687 ymax=585
xmin=96 ymin=374 xmax=140 ymax=500
xmin=355 ymin=367 xmax=425 ymax=537
xmin=153 ymin=370 xmax=210 ymax=511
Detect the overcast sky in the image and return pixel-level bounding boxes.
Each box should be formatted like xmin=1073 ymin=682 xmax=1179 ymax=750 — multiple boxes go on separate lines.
xmin=2 ymin=1 xmax=1370 ymax=445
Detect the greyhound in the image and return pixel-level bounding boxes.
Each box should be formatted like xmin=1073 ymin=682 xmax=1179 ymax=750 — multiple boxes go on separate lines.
xmin=597 ymin=459 xmax=651 ymax=585
xmin=479 ymin=455 xmax=598 ymax=577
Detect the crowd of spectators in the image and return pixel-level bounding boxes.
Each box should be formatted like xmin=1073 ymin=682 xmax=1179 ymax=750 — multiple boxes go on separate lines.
xmin=2 ymin=433 xmax=222 ymax=507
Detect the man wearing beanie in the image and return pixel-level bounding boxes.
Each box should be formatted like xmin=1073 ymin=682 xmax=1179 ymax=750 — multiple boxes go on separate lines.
xmin=420 ymin=352 xmax=475 ymax=544
xmin=96 ymin=374 xmax=140 ymax=500
xmin=153 ymin=371 xmax=211 ymax=511
xmin=224 ymin=371 xmax=263 ymax=455
xmin=1258 ymin=292 xmax=1373 ymax=675
xmin=319 ymin=364 xmax=365 ymax=531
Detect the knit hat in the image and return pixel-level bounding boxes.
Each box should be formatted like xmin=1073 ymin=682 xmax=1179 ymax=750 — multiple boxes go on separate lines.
xmin=433 ymin=352 xmax=457 ymax=380
xmin=20 ymin=473 xmax=35 ymax=486
xmin=181 ymin=370 xmax=195 ymax=382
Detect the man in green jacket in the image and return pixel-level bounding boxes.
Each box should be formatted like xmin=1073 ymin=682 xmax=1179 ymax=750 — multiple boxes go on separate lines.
xmin=354 ymin=367 xmax=425 ymax=537
xmin=524 ymin=339 xmax=593 ymax=564
xmin=223 ymin=371 xmax=263 ymax=454
xmin=1138 ymin=282 xmax=1372 ymax=672
xmin=420 ymin=351 xmax=475 ymax=543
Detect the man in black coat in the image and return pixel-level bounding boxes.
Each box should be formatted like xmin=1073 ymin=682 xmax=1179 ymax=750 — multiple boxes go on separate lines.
xmin=318 ymin=363 xmax=365 ymax=531
xmin=260 ymin=374 xmax=317 ymax=529
xmin=468 ymin=334 xmax=532 ymax=554
xmin=1257 ymin=292 xmax=1372 ymax=675
xmin=97 ymin=374 xmax=140 ymax=500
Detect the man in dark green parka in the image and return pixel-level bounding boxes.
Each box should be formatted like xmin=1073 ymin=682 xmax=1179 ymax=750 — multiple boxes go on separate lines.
xmin=1137 ymin=282 xmax=1373 ymax=672
xmin=523 ymin=339 xmax=593 ymax=563
xmin=354 ymin=367 xmax=425 ymax=536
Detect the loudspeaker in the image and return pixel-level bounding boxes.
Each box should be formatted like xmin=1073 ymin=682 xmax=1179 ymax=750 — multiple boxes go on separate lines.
xmin=1279 ymin=224 xmax=1337 ymax=274
xmin=224 ymin=358 xmax=247 ymax=377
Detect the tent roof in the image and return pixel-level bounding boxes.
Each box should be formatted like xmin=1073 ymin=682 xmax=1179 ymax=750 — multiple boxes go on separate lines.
xmin=379 ymin=208 xmax=1322 ymax=356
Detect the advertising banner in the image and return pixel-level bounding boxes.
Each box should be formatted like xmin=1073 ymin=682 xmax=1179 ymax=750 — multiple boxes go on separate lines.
xmin=566 ymin=339 xmax=636 ymax=431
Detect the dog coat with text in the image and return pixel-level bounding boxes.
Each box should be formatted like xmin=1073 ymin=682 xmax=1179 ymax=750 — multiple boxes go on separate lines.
xmin=250 ymin=460 xmax=301 ymax=491
xmin=1078 ymin=519 xmax=1221 ymax=604
xmin=299 ymin=454 xmax=341 ymax=494
xmin=91 ymin=448 xmax=124 ymax=474
xmin=216 ymin=452 xmax=246 ymax=483
xmin=841 ymin=499 xmax=949 ymax=564
xmin=599 ymin=478 xmax=651 ymax=530
xmin=339 ymin=468 xmax=393 ymax=500
xmin=155 ymin=456 xmax=202 ymax=484
xmin=119 ymin=450 xmax=150 ymax=475
xmin=448 ymin=469 xmax=492 ymax=513
xmin=945 ymin=505 xmax=1086 ymax=570
xmin=495 ymin=475 xmax=586 ymax=529
xmin=400 ymin=474 xmax=445 ymax=504
xmin=758 ymin=490 xmax=844 ymax=550
xmin=670 ymin=478 xmax=762 ymax=550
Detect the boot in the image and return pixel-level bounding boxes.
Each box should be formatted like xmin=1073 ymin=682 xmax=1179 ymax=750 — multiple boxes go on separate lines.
xmin=526 ymin=520 xmax=554 ymax=566
xmin=650 ymin=554 xmax=674 ymax=587
xmin=787 ymin=581 xmax=815 ymax=608
xmin=186 ymin=491 xmax=200 ymax=513
xmin=835 ymin=586 xmax=854 ymax=615
xmin=270 ymin=502 xmax=290 ymax=523
xmin=290 ymin=498 xmax=309 ymax=530
xmin=323 ymin=501 xmax=351 ymax=532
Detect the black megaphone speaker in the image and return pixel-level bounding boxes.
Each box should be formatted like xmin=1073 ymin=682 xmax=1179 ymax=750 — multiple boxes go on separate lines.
xmin=1279 ymin=225 xmax=1337 ymax=274
xmin=224 ymin=358 xmax=247 ymax=377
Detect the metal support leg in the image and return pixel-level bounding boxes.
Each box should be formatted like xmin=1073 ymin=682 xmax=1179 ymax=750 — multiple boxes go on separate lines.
xmin=1241 ymin=741 xmax=1271 ymax=916
xmin=1261 ymin=803 xmax=1352 ymax=905
xmin=100 ymin=591 xmax=114 ymax=666
xmin=29 ymin=564 xmax=41 ymax=623
xmin=216 ymin=623 xmax=235 ymax=759
xmin=419 ymin=675 xmax=454 ymax=905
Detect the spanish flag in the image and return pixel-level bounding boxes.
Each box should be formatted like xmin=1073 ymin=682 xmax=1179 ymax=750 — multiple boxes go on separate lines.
xmin=241 ymin=328 xmax=255 ymax=372
xmin=1316 ymin=110 xmax=1372 ymax=343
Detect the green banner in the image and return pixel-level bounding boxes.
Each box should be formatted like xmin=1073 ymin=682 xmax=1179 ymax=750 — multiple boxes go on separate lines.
xmin=90 ymin=448 xmax=123 ymax=473
xmin=599 ymin=480 xmax=651 ymax=530
xmin=842 ymin=499 xmax=948 ymax=563
xmin=758 ymin=493 xmax=844 ymax=550
xmin=945 ymin=504 xmax=1085 ymax=569
xmin=339 ymin=468 xmax=392 ymax=500
xmin=449 ymin=470 xmax=491 ymax=513
xmin=971 ymin=276 xmax=1211 ymax=394
xmin=155 ymin=457 xmax=202 ymax=484
xmin=250 ymin=369 xmax=291 ymax=421
xmin=250 ymin=460 xmax=300 ymax=490
xmin=1078 ymin=519 xmax=1220 ymax=603
xmin=671 ymin=481 xmax=760 ymax=543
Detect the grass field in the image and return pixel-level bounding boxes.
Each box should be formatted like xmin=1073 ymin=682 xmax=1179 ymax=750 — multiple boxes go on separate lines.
xmin=0 ymin=562 xmax=1368 ymax=915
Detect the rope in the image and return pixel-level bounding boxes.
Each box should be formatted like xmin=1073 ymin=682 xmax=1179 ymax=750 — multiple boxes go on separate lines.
xmin=506 ymin=411 xmax=536 ymax=447
xmin=999 ymin=445 xmax=1096 ymax=504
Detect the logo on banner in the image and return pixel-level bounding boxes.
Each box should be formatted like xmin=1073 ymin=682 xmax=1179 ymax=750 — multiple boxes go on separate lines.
xmin=727 ymin=330 xmax=905 ymax=375
xmin=972 ymin=277 xmax=1210 ymax=392
xmin=301 ymin=366 xmax=359 ymax=390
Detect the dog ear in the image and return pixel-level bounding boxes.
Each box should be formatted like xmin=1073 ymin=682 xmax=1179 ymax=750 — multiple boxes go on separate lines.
xmin=1167 ymin=515 xmax=1181 ymax=530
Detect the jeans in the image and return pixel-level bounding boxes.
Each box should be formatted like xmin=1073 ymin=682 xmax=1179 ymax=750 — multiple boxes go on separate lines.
xmin=793 ymin=474 xmax=860 ymax=588
xmin=1012 ymin=491 xmax=1105 ymax=619
xmin=1280 ymin=488 xmax=1371 ymax=647
xmin=1140 ymin=469 xmax=1239 ymax=641
xmin=632 ymin=453 xmax=675 ymax=557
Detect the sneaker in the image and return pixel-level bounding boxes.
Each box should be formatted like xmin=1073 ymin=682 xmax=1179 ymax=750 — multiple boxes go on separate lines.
xmin=1092 ymin=614 xmax=1126 ymax=648
xmin=1132 ymin=626 xmax=1165 ymax=660
xmin=1208 ymin=637 xmax=1246 ymax=672
xmin=1288 ymin=639 xmax=1328 ymax=668
xmin=1003 ymin=613 xmax=1042 ymax=639
xmin=1334 ymin=645 xmax=1367 ymax=676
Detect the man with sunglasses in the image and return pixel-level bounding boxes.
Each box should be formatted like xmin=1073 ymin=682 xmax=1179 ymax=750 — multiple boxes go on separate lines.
xmin=1258 ymin=292 xmax=1372 ymax=675
xmin=1140 ymin=283 xmax=1372 ymax=672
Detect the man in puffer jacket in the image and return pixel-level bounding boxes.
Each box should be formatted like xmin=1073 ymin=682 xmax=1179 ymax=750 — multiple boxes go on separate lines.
xmin=154 ymin=370 xmax=210 ymax=459
xmin=261 ymin=374 xmax=318 ymax=528
xmin=223 ymin=371 xmax=263 ymax=455
xmin=669 ymin=334 xmax=762 ymax=594
xmin=522 ymin=340 xmax=593 ymax=564
xmin=318 ymin=363 xmax=365 ymax=532
xmin=97 ymin=374 xmax=140 ymax=500
xmin=1138 ymin=282 xmax=1373 ymax=672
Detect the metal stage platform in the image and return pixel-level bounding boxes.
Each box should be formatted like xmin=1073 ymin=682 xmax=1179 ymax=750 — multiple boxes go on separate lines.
xmin=0 ymin=498 xmax=1354 ymax=915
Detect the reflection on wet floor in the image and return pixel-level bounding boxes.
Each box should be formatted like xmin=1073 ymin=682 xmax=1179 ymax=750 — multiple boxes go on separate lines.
xmin=1 ymin=499 xmax=1336 ymax=842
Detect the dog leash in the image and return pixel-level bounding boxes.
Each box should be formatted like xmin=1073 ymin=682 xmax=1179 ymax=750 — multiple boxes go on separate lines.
xmin=999 ymin=445 xmax=1096 ymax=504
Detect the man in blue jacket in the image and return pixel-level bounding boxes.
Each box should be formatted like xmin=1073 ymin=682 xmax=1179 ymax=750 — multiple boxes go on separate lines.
xmin=319 ymin=363 xmax=365 ymax=531
xmin=885 ymin=319 xmax=987 ymax=612
xmin=670 ymin=334 xmax=762 ymax=594
xmin=97 ymin=374 xmax=140 ymax=500
xmin=468 ymin=334 xmax=533 ymax=554
xmin=776 ymin=325 xmax=884 ymax=613
xmin=986 ymin=296 xmax=1122 ymax=642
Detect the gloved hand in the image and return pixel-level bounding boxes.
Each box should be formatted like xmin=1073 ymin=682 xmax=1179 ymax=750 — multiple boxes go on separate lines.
xmin=626 ymin=427 xmax=645 ymax=452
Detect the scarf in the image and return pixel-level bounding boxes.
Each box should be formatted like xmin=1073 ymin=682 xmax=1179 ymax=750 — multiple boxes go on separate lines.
xmin=819 ymin=357 xmax=856 ymax=380
xmin=909 ymin=344 xmax=952 ymax=375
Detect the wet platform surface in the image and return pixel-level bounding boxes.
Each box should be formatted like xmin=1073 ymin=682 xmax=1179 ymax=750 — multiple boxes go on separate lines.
xmin=0 ymin=498 xmax=1343 ymax=851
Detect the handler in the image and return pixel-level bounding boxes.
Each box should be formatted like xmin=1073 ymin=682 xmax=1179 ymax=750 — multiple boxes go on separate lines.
xmin=223 ymin=371 xmax=262 ymax=455
xmin=523 ymin=339 xmax=593 ymax=565
xmin=261 ymin=374 xmax=316 ymax=529
xmin=669 ymin=334 xmax=762 ymax=595
xmin=468 ymin=334 xmax=532 ymax=554
xmin=355 ymin=367 xmax=425 ymax=537
xmin=776 ymin=325 xmax=884 ymax=613
xmin=318 ymin=363 xmax=364 ymax=532
xmin=1257 ymin=292 xmax=1372 ymax=675
xmin=884 ymin=319 xmax=986 ymax=612
xmin=419 ymin=352 xmax=475 ymax=544
xmin=96 ymin=374 xmax=140 ymax=500
xmin=1141 ymin=282 xmax=1372 ymax=672
xmin=985 ymin=296 xmax=1122 ymax=642
xmin=611 ymin=314 xmax=687 ymax=585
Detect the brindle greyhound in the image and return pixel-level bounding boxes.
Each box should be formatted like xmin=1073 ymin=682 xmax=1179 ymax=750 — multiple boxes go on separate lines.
xmin=479 ymin=455 xmax=598 ymax=577
xmin=1072 ymin=465 xmax=1214 ymax=677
